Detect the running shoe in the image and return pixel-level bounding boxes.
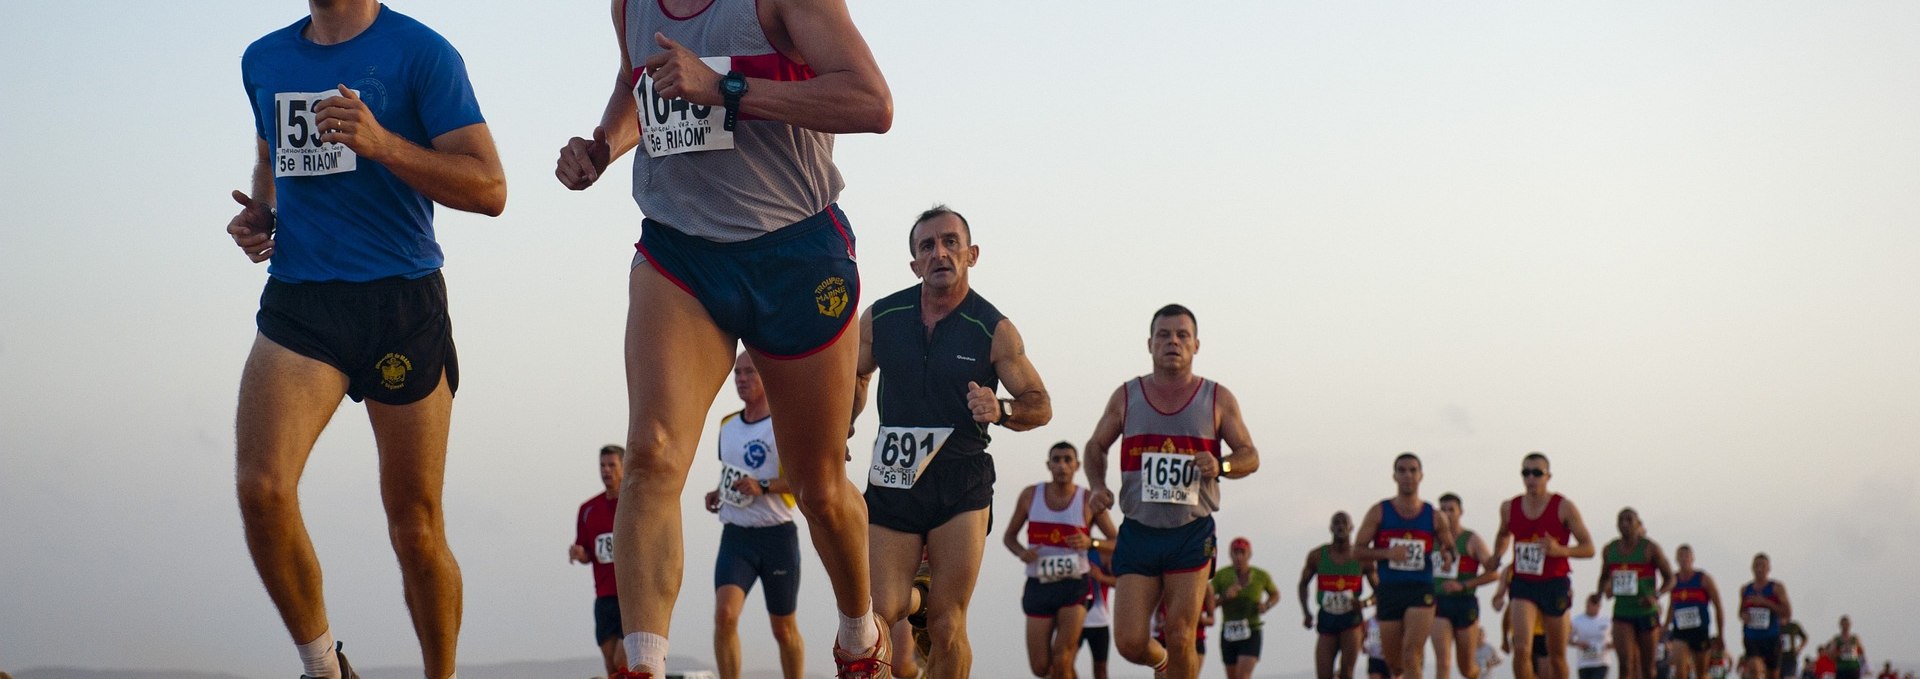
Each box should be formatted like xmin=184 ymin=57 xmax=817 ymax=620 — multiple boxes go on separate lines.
xmin=833 ymin=617 xmax=892 ymax=679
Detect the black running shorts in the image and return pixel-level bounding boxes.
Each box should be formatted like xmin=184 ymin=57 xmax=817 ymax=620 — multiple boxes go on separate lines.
xmin=257 ymin=271 xmax=458 ymax=404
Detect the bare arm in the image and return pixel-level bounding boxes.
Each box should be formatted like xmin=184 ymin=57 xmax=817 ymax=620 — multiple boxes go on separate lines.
xmin=1349 ymin=504 xmax=1399 ymax=562
xmin=1002 ymin=484 xmax=1035 ymax=562
xmin=1261 ymin=572 xmax=1282 ymax=613
xmin=225 ymin=138 xmax=278 ymax=263
xmin=1705 ymin=573 xmax=1725 ymax=641
xmin=1596 ymin=541 xmax=1614 ymax=598
xmin=1651 ymin=541 xmax=1675 ymax=598
xmin=1092 ymin=508 xmax=1119 ymax=545
xmin=1213 ymin=385 xmax=1259 ymax=478
xmin=312 ymin=94 xmax=506 ymax=216
xmin=1083 ymin=386 xmax=1127 ymax=512
xmin=1490 ymin=499 xmax=1513 ymax=572
xmin=849 ymin=307 xmax=877 ymax=428
xmin=1462 ymin=533 xmax=1501 ymax=588
xmin=555 ymin=0 xmax=642 ymax=190
xmin=746 ymin=0 xmax=892 ymax=133
xmin=1773 ymin=581 xmax=1793 ymax=620
xmin=1297 ymin=549 xmax=1318 ymax=622
xmin=1556 ymin=497 xmax=1597 ymax=559
xmin=989 ymin=320 xmax=1050 ymax=431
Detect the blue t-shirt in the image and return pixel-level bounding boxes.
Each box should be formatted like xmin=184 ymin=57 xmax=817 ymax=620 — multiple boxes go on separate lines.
xmin=242 ymin=5 xmax=484 ymax=283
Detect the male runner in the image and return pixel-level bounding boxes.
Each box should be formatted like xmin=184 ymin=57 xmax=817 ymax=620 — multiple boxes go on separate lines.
xmin=1212 ymin=537 xmax=1280 ymax=679
xmin=1299 ymin=511 xmax=1370 ymax=679
xmin=1826 ymin=617 xmax=1865 ymax=679
xmin=229 ymin=2 xmax=505 ymax=677
xmin=573 ymin=445 xmax=631 ymax=677
xmin=1663 ymin=544 xmax=1725 ymax=679
xmin=1493 ymin=452 xmax=1597 ymax=679
xmin=1781 ymin=619 xmax=1810 ymax=679
xmin=1738 ymin=554 xmax=1793 ymax=679
xmin=1083 ymin=545 xmax=1118 ymax=679
xmin=1572 ymin=594 xmax=1613 ymax=679
xmin=553 ymin=0 xmax=891 ymax=674
xmin=698 ymin=353 xmax=805 ymax=679
xmin=1352 ymin=453 xmax=1456 ymax=679
xmin=854 ymin=205 xmax=1052 ymax=678
xmin=1599 ymin=508 xmax=1675 ymax=679
xmin=1433 ymin=493 xmax=1499 ymax=679
xmin=1085 ymin=304 xmax=1262 ymax=679
xmin=1003 ymin=442 xmax=1118 ymax=679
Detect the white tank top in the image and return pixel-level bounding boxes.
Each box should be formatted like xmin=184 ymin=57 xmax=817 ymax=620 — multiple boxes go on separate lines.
xmin=1024 ymin=483 xmax=1090 ymax=581
xmin=714 ymin=411 xmax=794 ymax=527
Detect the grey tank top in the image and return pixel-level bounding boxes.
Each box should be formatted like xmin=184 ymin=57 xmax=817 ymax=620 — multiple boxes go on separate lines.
xmin=1118 ymin=377 xmax=1222 ymax=529
xmin=625 ymin=0 xmax=843 ymax=242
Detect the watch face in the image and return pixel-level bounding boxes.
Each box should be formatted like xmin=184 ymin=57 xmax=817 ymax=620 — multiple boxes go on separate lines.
xmin=724 ymin=77 xmax=746 ymax=95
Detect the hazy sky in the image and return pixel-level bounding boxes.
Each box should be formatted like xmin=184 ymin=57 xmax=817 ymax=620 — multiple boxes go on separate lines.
xmin=3 ymin=1 xmax=1918 ymax=677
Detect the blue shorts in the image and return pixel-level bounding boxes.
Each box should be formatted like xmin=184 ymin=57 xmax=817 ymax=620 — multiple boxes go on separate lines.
xmin=1111 ymin=516 xmax=1216 ymax=578
xmin=714 ymin=522 xmax=802 ymax=616
xmin=635 ymin=205 xmax=859 ymax=358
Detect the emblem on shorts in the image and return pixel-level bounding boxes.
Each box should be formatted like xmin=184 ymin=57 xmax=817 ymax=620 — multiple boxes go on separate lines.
xmin=814 ymin=276 xmax=849 ymax=317
xmin=377 ymin=353 xmax=413 ymax=390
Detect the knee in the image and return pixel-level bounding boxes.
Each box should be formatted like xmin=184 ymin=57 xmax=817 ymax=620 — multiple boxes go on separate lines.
xmin=770 ymin=617 xmax=802 ymax=646
xmin=381 ymin=497 xmax=445 ymax=555
xmin=713 ymin=604 xmax=743 ymax=631
xmin=1115 ymin=635 xmax=1153 ymax=664
xmin=793 ymin=476 xmax=850 ymax=519
xmin=619 ymin=448 xmax=691 ymax=500
xmin=928 ymin=608 xmax=967 ymax=648
xmin=235 ymin=469 xmax=297 ymax=520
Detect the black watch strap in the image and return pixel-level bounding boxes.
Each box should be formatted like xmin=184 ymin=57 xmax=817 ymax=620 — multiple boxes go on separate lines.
xmin=995 ymin=399 xmax=1013 ymax=426
xmin=721 ymin=71 xmax=746 ymax=132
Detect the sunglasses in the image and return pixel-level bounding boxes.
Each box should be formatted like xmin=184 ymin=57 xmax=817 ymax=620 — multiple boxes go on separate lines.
xmin=1520 ymin=469 xmax=1547 ymax=478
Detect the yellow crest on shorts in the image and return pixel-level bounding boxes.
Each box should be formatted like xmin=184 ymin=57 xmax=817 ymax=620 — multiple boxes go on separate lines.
xmin=377 ymin=353 xmax=413 ymax=390
xmin=814 ymin=276 xmax=849 ymax=318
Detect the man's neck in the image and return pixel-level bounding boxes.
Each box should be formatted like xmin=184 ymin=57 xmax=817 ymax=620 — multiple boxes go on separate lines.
xmin=306 ymin=0 xmax=379 ymax=45
xmin=1147 ymin=369 xmax=1195 ymax=387
xmin=1045 ymin=479 xmax=1074 ymax=496
xmin=919 ymin=281 xmax=968 ymax=325
xmin=603 ymin=486 xmax=618 ymax=500
xmin=744 ymin=400 xmax=771 ymax=422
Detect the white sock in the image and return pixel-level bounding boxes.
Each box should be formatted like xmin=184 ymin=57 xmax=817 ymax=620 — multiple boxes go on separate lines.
xmin=625 ymin=632 xmax=669 ymax=674
xmin=837 ymin=608 xmax=878 ymax=651
xmin=296 ymin=630 xmax=339 ymax=679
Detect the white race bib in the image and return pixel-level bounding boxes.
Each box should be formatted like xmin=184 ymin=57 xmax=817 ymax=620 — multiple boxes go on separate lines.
xmin=593 ymin=532 xmax=615 ymax=564
xmin=1840 ymin=643 xmax=1857 ymax=661
xmin=273 ymin=90 xmax=359 ymax=177
xmin=1387 ymin=537 xmax=1427 ymax=572
xmin=1139 ymin=451 xmax=1201 ymax=505
xmin=868 ymin=426 xmax=952 ymax=489
xmin=1674 ymin=607 xmax=1702 ymax=630
xmin=635 ymin=56 xmax=735 ymax=158
xmin=1322 ymin=590 xmax=1355 ymax=616
xmin=1581 ymin=646 xmax=1603 ymax=663
xmin=1222 ymin=619 xmax=1252 ymax=642
xmin=1433 ymin=552 xmax=1460 ymax=579
xmin=1034 ymin=553 xmax=1087 ymax=583
xmin=1612 ymin=568 xmax=1639 ymax=596
xmin=717 ymin=463 xmax=756 ymax=508
xmin=1745 ymin=606 xmax=1771 ymax=630
xmin=1515 ymin=542 xmax=1546 ymax=576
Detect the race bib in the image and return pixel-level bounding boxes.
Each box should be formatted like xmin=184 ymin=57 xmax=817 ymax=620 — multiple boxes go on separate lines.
xmin=868 ymin=426 xmax=952 ymax=489
xmin=635 ymin=56 xmax=735 ymax=158
xmin=273 ymin=90 xmax=358 ymax=177
xmin=1387 ymin=537 xmax=1427 ymax=571
xmin=717 ymin=463 xmax=756 ymax=508
xmin=1515 ymin=542 xmax=1546 ymax=576
xmin=1222 ymin=619 xmax=1252 ymax=642
xmin=1745 ymin=606 xmax=1770 ymax=630
xmin=1433 ymin=552 xmax=1460 ymax=579
xmin=593 ymin=532 xmax=615 ymax=564
xmin=1322 ymin=590 xmax=1355 ymax=616
xmin=1581 ymin=646 xmax=1603 ymax=663
xmin=1674 ymin=607 xmax=1702 ymax=630
xmin=1612 ymin=569 xmax=1639 ymax=596
xmin=1839 ymin=644 xmax=1857 ymax=661
xmin=1034 ymin=553 xmax=1087 ymax=583
xmin=1139 ymin=451 xmax=1201 ymax=505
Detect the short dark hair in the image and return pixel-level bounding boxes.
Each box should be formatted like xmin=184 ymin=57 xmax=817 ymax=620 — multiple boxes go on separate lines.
xmin=600 ymin=444 xmax=625 ymax=457
xmin=908 ymin=204 xmax=971 ymax=254
xmin=1050 ymin=441 xmax=1078 ymax=453
xmin=1439 ymin=493 xmax=1462 ymax=507
xmin=1586 ymin=593 xmax=1602 ymax=606
xmin=1150 ymin=304 xmax=1197 ymax=334
xmin=1394 ymin=452 xmax=1421 ymax=470
xmin=1523 ymin=452 xmax=1550 ymax=469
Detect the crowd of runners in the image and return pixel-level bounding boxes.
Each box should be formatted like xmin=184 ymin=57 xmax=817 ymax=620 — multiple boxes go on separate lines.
xmin=214 ymin=2 xmax=1899 ymax=679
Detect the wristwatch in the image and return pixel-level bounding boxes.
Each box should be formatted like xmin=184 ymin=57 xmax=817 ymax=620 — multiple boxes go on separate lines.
xmin=1221 ymin=459 xmax=1233 ymax=476
xmin=719 ymin=71 xmax=747 ymax=131
xmin=995 ymin=399 xmax=1013 ymax=426
xmin=757 ymin=478 xmax=771 ymax=491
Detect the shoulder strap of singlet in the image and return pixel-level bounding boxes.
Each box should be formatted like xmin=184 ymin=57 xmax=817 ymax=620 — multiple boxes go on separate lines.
xmin=715 ymin=409 xmax=745 ymax=459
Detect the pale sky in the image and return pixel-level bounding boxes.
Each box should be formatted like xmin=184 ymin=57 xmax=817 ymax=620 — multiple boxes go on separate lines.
xmin=3 ymin=2 xmax=1918 ymax=678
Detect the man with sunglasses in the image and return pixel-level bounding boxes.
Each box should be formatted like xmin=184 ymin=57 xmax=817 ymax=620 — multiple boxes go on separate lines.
xmin=1493 ymin=452 xmax=1597 ymax=679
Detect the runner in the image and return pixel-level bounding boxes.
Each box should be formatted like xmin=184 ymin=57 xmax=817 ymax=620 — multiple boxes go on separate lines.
xmin=1002 ymin=442 xmax=1118 ymax=679
xmin=1084 ymin=304 xmax=1262 ymax=679
xmin=1212 ymin=537 xmax=1280 ymax=679
xmin=229 ymin=2 xmax=505 ymax=677
xmin=1365 ymin=616 xmax=1390 ymax=679
xmin=1433 ymin=493 xmax=1499 ymax=679
xmin=699 ymin=353 xmax=806 ymax=679
xmin=1573 ymin=593 xmax=1614 ymax=679
xmin=1083 ymin=543 xmax=1119 ymax=679
xmin=573 ymin=445 xmax=631 ymax=677
xmin=1781 ymin=620 xmax=1810 ymax=679
xmin=1663 ymin=544 xmax=1725 ymax=679
xmin=1492 ymin=452 xmax=1597 ymax=679
xmin=1298 ymin=511 xmax=1370 ymax=679
xmin=1599 ymin=508 xmax=1675 ymax=679
xmin=1827 ymin=617 xmax=1866 ymax=679
xmin=1352 ymin=452 xmax=1456 ymax=679
xmin=855 ymin=205 xmax=1052 ymax=678
xmin=553 ymin=0 xmax=892 ymax=673
xmin=1738 ymin=553 xmax=1793 ymax=679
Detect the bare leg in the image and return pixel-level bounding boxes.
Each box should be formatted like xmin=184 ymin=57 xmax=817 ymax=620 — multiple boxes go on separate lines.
xmin=598 ymin=638 xmax=624 ymax=678
xmin=1316 ymin=633 xmax=1339 ymax=679
xmin=1454 ymin=623 xmax=1481 ymax=679
xmin=236 ymin=335 xmax=347 ymax=648
xmin=770 ymin=613 xmax=805 ymax=679
xmin=616 ymin=265 xmax=738 ymax=671
xmin=1432 ymin=618 xmax=1456 ymax=679
xmin=367 ymin=374 xmax=459 ymax=678
xmin=889 ymin=618 xmax=921 ymax=679
xmin=1158 ymin=568 xmax=1211 ymax=679
xmin=924 ymin=508 xmax=990 ymax=679
xmin=1510 ymin=600 xmax=1541 ymax=679
xmin=1396 ymin=606 xmax=1436 ymax=679
xmin=1111 ymin=575 xmax=1166 ymax=671
xmin=714 ymin=585 xmax=747 ymax=679
xmin=1050 ymin=605 xmax=1087 ymax=679
xmin=1541 ymin=613 xmax=1571 ymax=679
xmin=1027 ymin=616 xmax=1056 ymax=677
xmin=1338 ymin=626 xmax=1363 ymax=679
